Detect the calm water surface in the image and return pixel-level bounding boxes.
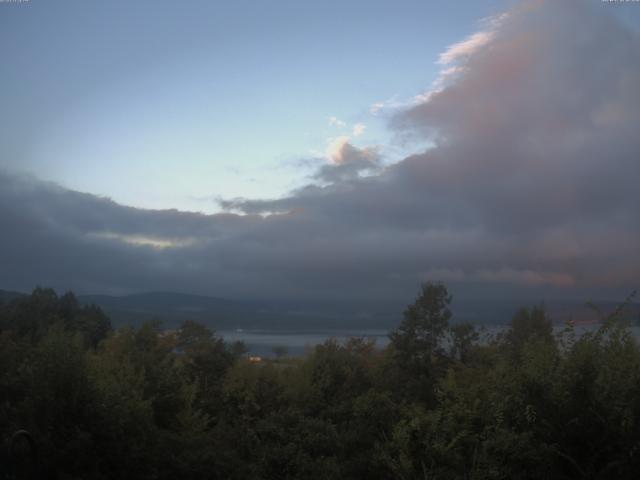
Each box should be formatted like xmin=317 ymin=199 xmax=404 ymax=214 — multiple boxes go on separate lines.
xmin=219 ymin=324 xmax=640 ymax=357
xmin=219 ymin=329 xmax=390 ymax=357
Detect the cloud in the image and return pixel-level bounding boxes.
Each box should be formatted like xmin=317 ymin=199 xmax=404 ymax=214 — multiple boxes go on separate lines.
xmin=369 ymin=96 xmax=410 ymax=116
xmin=223 ymin=1 xmax=640 ymax=296
xmin=369 ymin=102 xmax=386 ymax=115
xmin=315 ymin=138 xmax=382 ymax=183
xmin=436 ymin=12 xmax=508 ymax=67
xmin=89 ymin=232 xmax=199 ymax=249
xmin=437 ymin=30 xmax=495 ymax=66
xmin=325 ymin=136 xmax=352 ymax=164
xmin=416 ymin=268 xmax=575 ymax=288
xmin=1 ymin=1 xmax=638 ymax=302
xmin=352 ymin=123 xmax=366 ymax=137
xmin=328 ymin=116 xmax=346 ymax=127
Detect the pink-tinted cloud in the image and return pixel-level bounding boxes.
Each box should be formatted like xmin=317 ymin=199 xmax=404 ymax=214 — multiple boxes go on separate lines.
xmin=0 ymin=1 xmax=638 ymax=302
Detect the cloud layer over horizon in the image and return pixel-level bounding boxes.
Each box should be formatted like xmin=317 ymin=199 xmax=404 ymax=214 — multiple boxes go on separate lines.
xmin=1 ymin=0 xmax=639 ymax=302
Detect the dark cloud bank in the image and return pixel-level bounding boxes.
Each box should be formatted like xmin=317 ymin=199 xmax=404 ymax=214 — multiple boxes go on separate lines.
xmin=1 ymin=0 xmax=639 ymax=302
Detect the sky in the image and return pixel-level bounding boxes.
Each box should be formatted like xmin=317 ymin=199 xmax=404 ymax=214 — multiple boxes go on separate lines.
xmin=1 ymin=0 xmax=511 ymax=212
xmin=1 ymin=0 xmax=640 ymax=302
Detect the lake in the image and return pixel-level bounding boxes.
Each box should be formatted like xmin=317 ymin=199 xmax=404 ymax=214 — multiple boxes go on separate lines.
xmin=218 ymin=328 xmax=391 ymax=357
xmin=219 ymin=323 xmax=640 ymax=357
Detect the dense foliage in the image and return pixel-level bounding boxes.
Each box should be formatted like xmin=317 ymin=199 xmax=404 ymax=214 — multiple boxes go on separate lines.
xmin=1 ymin=284 xmax=639 ymax=479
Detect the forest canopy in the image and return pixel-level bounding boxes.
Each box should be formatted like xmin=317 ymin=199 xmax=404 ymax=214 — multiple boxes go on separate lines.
xmin=1 ymin=284 xmax=639 ymax=479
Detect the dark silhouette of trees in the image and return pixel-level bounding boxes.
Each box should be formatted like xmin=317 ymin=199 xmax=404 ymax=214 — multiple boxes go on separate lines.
xmin=390 ymin=282 xmax=452 ymax=360
xmin=272 ymin=345 xmax=288 ymax=359
xmin=2 ymin=285 xmax=640 ymax=479
xmin=449 ymin=322 xmax=479 ymax=363
xmin=388 ymin=282 xmax=453 ymax=403
xmin=502 ymin=305 xmax=554 ymax=359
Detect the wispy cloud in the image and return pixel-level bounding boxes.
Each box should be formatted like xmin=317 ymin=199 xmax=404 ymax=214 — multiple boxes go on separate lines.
xmin=352 ymin=123 xmax=366 ymax=137
xmin=437 ymin=30 xmax=495 ymax=65
xmin=328 ymin=116 xmax=347 ymax=127
xmin=369 ymin=95 xmax=410 ymax=116
xmin=89 ymin=232 xmax=198 ymax=249
xmin=373 ymin=13 xmax=508 ymax=114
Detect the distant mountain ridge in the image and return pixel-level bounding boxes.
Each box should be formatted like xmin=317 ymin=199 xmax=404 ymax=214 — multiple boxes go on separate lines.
xmin=1 ymin=288 xmax=637 ymax=331
xmin=0 ymin=289 xmax=25 ymax=304
xmin=79 ymin=291 xmax=238 ymax=313
xmin=75 ymin=292 xmax=404 ymax=330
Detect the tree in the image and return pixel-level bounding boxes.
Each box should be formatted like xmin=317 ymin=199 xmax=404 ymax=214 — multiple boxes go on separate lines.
xmin=390 ymin=282 xmax=452 ymax=366
xmin=272 ymin=345 xmax=288 ymax=359
xmin=449 ymin=322 xmax=479 ymax=363
xmin=0 ymin=288 xmax=111 ymax=347
xmin=176 ymin=320 xmax=239 ymax=415
xmin=387 ymin=282 xmax=452 ymax=404
xmin=503 ymin=305 xmax=553 ymax=355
